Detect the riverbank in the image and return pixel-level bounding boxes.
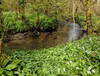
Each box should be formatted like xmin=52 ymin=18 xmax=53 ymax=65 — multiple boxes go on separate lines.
xmin=0 ymin=35 xmax=100 ymax=76
xmin=4 ymin=23 xmax=85 ymax=50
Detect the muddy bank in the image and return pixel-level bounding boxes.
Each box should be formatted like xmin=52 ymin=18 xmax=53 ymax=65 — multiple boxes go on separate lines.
xmin=4 ymin=31 xmax=40 ymax=42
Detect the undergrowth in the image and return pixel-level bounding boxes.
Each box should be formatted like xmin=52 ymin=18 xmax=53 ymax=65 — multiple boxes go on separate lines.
xmin=2 ymin=12 xmax=57 ymax=33
xmin=0 ymin=35 xmax=100 ymax=76
xmin=78 ymin=15 xmax=100 ymax=32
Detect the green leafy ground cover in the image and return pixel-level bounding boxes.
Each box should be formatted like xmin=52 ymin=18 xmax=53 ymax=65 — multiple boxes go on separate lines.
xmin=0 ymin=35 xmax=100 ymax=76
xmin=2 ymin=12 xmax=57 ymax=33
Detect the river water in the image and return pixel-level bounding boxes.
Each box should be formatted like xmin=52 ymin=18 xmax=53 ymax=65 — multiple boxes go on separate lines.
xmin=5 ymin=23 xmax=86 ymax=50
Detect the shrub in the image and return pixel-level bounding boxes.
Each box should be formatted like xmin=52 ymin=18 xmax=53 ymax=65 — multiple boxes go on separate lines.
xmin=2 ymin=12 xmax=57 ymax=33
xmin=3 ymin=12 xmax=24 ymax=33
xmin=38 ymin=14 xmax=57 ymax=31
xmin=78 ymin=15 xmax=100 ymax=32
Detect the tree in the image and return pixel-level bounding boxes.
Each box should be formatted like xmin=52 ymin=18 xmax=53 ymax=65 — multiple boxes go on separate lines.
xmin=0 ymin=0 xmax=3 ymax=53
xmin=72 ymin=0 xmax=76 ymax=41
xmin=18 ymin=0 xmax=26 ymax=21
xmin=86 ymin=0 xmax=93 ymax=34
xmin=0 ymin=0 xmax=7 ymax=54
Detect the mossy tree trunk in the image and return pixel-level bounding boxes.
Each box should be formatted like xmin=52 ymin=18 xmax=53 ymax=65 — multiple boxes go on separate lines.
xmin=86 ymin=0 xmax=93 ymax=34
xmin=0 ymin=0 xmax=3 ymax=53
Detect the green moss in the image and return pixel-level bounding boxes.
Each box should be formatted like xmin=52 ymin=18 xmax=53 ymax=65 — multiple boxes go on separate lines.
xmin=0 ymin=35 xmax=100 ymax=76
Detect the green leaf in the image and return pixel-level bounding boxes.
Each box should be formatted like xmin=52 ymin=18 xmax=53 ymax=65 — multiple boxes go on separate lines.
xmin=6 ymin=63 xmax=17 ymax=70
xmin=12 ymin=59 xmax=21 ymax=65
xmin=5 ymin=59 xmax=20 ymax=70
xmin=0 ymin=68 xmax=4 ymax=74
xmin=2 ymin=58 xmax=11 ymax=67
xmin=6 ymin=71 xmax=13 ymax=76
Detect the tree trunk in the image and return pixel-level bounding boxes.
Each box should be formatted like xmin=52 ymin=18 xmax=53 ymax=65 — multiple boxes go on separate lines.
xmin=72 ymin=0 xmax=76 ymax=41
xmin=86 ymin=0 xmax=92 ymax=34
xmin=0 ymin=0 xmax=3 ymax=53
xmin=18 ymin=0 xmax=25 ymax=21
xmin=0 ymin=39 xmax=3 ymax=54
xmin=21 ymin=0 xmax=25 ymax=21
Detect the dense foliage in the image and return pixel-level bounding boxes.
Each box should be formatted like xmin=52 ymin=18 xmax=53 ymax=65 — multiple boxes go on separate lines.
xmin=78 ymin=16 xmax=100 ymax=32
xmin=2 ymin=12 xmax=57 ymax=33
xmin=0 ymin=35 xmax=100 ymax=76
xmin=0 ymin=0 xmax=100 ymax=75
xmin=1 ymin=0 xmax=100 ymax=33
xmin=1 ymin=0 xmax=72 ymax=33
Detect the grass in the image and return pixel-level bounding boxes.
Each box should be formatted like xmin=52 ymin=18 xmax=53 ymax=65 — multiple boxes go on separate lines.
xmin=0 ymin=35 xmax=100 ymax=76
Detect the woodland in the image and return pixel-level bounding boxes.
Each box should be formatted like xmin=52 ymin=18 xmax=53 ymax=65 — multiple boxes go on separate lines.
xmin=0 ymin=0 xmax=100 ymax=76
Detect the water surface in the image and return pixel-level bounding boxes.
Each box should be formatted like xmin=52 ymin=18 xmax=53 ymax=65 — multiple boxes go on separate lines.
xmin=5 ymin=23 xmax=85 ymax=50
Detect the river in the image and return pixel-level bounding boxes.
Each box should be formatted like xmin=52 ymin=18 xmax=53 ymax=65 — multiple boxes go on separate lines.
xmin=5 ymin=23 xmax=86 ymax=50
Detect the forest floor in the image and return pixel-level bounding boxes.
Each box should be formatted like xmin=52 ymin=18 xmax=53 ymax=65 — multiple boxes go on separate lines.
xmin=0 ymin=35 xmax=100 ymax=76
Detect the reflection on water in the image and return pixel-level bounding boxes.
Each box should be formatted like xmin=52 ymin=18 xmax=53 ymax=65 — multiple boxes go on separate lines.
xmin=5 ymin=23 xmax=85 ymax=50
xmin=67 ymin=23 xmax=81 ymax=41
